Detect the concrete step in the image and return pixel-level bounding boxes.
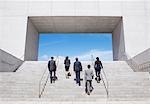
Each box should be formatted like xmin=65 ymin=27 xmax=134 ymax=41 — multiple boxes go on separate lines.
xmin=1 ymin=100 xmax=150 ymax=104
xmin=0 ymin=61 xmax=150 ymax=102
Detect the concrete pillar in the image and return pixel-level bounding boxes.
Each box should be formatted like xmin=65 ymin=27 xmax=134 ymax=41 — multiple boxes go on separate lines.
xmin=24 ymin=18 xmax=39 ymax=61
xmin=112 ymin=18 xmax=126 ymax=61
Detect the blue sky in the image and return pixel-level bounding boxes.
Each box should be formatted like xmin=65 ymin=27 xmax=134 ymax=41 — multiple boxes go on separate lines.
xmin=38 ymin=33 xmax=113 ymax=61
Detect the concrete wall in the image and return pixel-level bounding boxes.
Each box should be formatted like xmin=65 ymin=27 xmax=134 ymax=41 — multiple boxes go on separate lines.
xmin=147 ymin=0 xmax=150 ymax=49
xmin=0 ymin=16 xmax=27 ymax=60
xmin=0 ymin=51 xmax=2 ymax=71
xmin=112 ymin=19 xmax=126 ymax=61
xmin=0 ymin=1 xmax=28 ymax=60
xmin=126 ymin=48 xmax=150 ymax=72
xmin=0 ymin=17 xmax=2 ymax=49
xmin=0 ymin=0 xmax=149 ymax=61
xmin=24 ymin=18 xmax=39 ymax=61
xmin=132 ymin=48 xmax=150 ymax=65
xmin=0 ymin=49 xmax=23 ymax=72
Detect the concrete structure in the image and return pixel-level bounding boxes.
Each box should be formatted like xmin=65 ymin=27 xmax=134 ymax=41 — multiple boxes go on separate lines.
xmin=0 ymin=61 xmax=150 ymax=102
xmin=0 ymin=0 xmax=150 ymax=71
xmin=0 ymin=1 xmax=150 ymax=103
xmin=0 ymin=49 xmax=23 ymax=72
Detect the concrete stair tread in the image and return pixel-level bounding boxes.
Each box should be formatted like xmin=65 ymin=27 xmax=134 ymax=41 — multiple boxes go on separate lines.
xmin=0 ymin=61 xmax=150 ymax=102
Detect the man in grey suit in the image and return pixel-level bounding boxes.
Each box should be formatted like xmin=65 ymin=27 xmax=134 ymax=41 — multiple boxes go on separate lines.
xmin=48 ymin=57 xmax=56 ymax=83
xmin=74 ymin=58 xmax=82 ymax=86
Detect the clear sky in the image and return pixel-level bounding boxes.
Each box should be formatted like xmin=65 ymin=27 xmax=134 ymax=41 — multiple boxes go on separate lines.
xmin=38 ymin=33 xmax=113 ymax=61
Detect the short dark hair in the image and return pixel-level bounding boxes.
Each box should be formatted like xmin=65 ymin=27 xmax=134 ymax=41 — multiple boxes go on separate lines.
xmin=96 ymin=57 xmax=99 ymax=60
xmin=75 ymin=58 xmax=78 ymax=61
xmin=87 ymin=65 xmax=91 ymax=69
xmin=51 ymin=57 xmax=54 ymax=59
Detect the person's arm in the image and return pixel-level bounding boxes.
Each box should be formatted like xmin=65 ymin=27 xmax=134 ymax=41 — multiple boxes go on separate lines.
xmin=91 ymin=70 xmax=94 ymax=79
xmin=80 ymin=62 xmax=82 ymax=71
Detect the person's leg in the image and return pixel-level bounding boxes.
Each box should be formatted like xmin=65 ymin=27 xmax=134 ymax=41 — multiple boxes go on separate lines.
xmin=77 ymin=71 xmax=79 ymax=83
xmin=54 ymin=70 xmax=56 ymax=77
xmin=95 ymin=70 xmax=97 ymax=77
xmin=96 ymin=70 xmax=98 ymax=77
xmin=67 ymin=68 xmax=70 ymax=78
xmin=50 ymin=71 xmax=52 ymax=83
xmin=65 ymin=66 xmax=67 ymax=78
xmin=86 ymin=80 xmax=91 ymax=95
xmin=89 ymin=80 xmax=93 ymax=90
xmin=75 ymin=72 xmax=78 ymax=84
xmin=66 ymin=66 xmax=69 ymax=78
xmin=98 ymin=70 xmax=101 ymax=80
xmin=85 ymin=81 xmax=87 ymax=93
xmin=95 ymin=70 xmax=98 ymax=81
xmin=78 ymin=72 xmax=81 ymax=86
xmin=89 ymin=80 xmax=92 ymax=87
xmin=76 ymin=71 xmax=80 ymax=86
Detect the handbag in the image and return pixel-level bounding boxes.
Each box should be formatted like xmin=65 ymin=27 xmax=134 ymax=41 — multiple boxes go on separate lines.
xmin=68 ymin=72 xmax=71 ymax=76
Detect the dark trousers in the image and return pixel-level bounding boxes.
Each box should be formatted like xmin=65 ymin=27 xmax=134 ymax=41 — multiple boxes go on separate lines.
xmin=49 ymin=71 xmax=56 ymax=83
xmin=75 ymin=71 xmax=81 ymax=86
xmin=65 ymin=66 xmax=70 ymax=71
xmin=95 ymin=70 xmax=101 ymax=77
xmin=85 ymin=80 xmax=92 ymax=93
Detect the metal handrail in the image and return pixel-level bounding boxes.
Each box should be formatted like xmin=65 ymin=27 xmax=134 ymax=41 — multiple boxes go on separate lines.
xmin=39 ymin=70 xmax=49 ymax=98
xmin=39 ymin=66 xmax=48 ymax=98
xmin=100 ymin=68 xmax=109 ymax=98
xmin=39 ymin=56 xmax=59 ymax=98
xmin=91 ymin=55 xmax=109 ymax=98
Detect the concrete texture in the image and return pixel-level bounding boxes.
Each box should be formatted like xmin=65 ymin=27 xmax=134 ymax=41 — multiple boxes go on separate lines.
xmin=126 ymin=48 xmax=150 ymax=72
xmin=131 ymin=48 xmax=150 ymax=65
xmin=0 ymin=0 xmax=150 ymax=71
xmin=112 ymin=19 xmax=126 ymax=61
xmin=29 ymin=16 xmax=121 ymax=33
xmin=0 ymin=49 xmax=23 ymax=72
xmin=24 ymin=18 xmax=39 ymax=61
xmin=0 ymin=61 xmax=150 ymax=102
xmin=1 ymin=101 xmax=150 ymax=104
xmin=0 ymin=0 xmax=149 ymax=61
xmin=0 ymin=0 xmax=150 ymax=60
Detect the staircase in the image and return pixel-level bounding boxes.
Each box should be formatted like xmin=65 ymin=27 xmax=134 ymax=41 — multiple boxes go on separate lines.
xmin=0 ymin=61 xmax=150 ymax=103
